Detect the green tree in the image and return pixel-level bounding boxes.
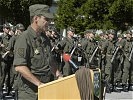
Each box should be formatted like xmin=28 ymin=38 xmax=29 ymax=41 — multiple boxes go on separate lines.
xmin=108 ymin=0 xmax=133 ymax=30
xmin=55 ymin=0 xmax=133 ymax=33
xmin=0 ymin=0 xmax=52 ymax=26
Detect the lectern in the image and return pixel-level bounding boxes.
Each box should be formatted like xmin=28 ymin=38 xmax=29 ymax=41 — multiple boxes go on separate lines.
xmin=38 ymin=68 xmax=101 ymax=100
xmin=38 ymin=74 xmax=81 ymax=100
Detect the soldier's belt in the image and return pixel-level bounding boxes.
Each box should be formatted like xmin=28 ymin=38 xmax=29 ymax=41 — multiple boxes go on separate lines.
xmin=33 ymin=72 xmax=49 ymax=77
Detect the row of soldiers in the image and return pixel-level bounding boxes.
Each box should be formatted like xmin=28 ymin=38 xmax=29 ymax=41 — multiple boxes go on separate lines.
xmin=51 ymin=27 xmax=133 ymax=93
xmin=0 ymin=22 xmax=133 ymax=99
xmin=0 ymin=22 xmax=25 ymax=98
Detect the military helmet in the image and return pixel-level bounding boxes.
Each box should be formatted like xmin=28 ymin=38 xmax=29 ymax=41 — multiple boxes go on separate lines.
xmin=16 ymin=23 xmax=25 ymax=30
xmin=108 ymin=29 xmax=115 ymax=35
xmin=126 ymin=30 xmax=132 ymax=36
xmin=84 ymin=29 xmax=94 ymax=34
xmin=67 ymin=26 xmax=75 ymax=32
xmin=3 ymin=23 xmax=10 ymax=29
xmin=117 ymin=34 xmax=123 ymax=38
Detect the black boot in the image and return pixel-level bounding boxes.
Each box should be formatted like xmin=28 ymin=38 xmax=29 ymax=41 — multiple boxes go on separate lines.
xmin=106 ymin=87 xmax=111 ymax=93
xmin=0 ymin=90 xmax=3 ymax=99
xmin=113 ymin=85 xmax=121 ymax=92
xmin=123 ymin=84 xmax=128 ymax=92
xmin=129 ymin=84 xmax=133 ymax=91
xmin=106 ymin=83 xmax=112 ymax=93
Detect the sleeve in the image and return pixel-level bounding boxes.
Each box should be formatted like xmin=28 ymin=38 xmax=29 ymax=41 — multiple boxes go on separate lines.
xmin=13 ymin=33 xmax=28 ymax=66
xmin=7 ymin=36 xmax=16 ymax=51
xmin=58 ymin=37 xmax=66 ymax=49
xmin=102 ymin=40 xmax=108 ymax=50
xmin=81 ymin=39 xmax=88 ymax=51
xmin=121 ymin=39 xmax=126 ymax=48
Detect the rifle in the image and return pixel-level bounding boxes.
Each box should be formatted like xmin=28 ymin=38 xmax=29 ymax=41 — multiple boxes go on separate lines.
xmin=89 ymin=46 xmax=99 ymax=64
xmin=111 ymin=46 xmax=119 ymax=63
xmin=51 ymin=42 xmax=60 ymax=52
xmin=121 ymin=42 xmax=133 ymax=62
xmin=129 ymin=42 xmax=133 ymax=62
xmin=69 ymin=38 xmax=79 ymax=57
xmin=70 ymin=42 xmax=78 ymax=57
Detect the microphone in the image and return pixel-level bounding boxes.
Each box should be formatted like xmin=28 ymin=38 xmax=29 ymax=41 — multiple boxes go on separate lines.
xmin=63 ymin=53 xmax=79 ymax=70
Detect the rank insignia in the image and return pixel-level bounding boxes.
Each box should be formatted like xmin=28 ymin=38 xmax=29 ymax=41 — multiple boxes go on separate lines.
xmin=18 ymin=48 xmax=24 ymax=57
xmin=35 ymin=49 xmax=40 ymax=54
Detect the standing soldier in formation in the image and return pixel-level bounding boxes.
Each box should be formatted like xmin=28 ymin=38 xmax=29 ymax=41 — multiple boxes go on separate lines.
xmin=80 ymin=30 xmax=89 ymax=66
xmin=81 ymin=30 xmax=97 ymax=68
xmin=99 ymin=32 xmax=108 ymax=77
xmin=58 ymin=27 xmax=76 ymax=76
xmin=0 ymin=23 xmax=12 ymax=97
xmin=112 ymin=34 xmax=125 ymax=92
xmin=101 ymin=30 xmax=115 ymax=93
xmin=121 ymin=31 xmax=132 ymax=92
xmin=6 ymin=23 xmax=25 ymax=94
xmin=129 ymin=29 xmax=133 ymax=91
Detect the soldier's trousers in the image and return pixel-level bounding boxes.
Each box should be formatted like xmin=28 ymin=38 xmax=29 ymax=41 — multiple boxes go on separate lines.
xmin=129 ymin=61 xmax=133 ymax=84
xmin=63 ymin=55 xmax=78 ymax=76
xmin=0 ymin=61 xmax=14 ymax=92
xmin=63 ymin=61 xmax=73 ymax=76
xmin=104 ymin=55 xmax=112 ymax=83
xmin=113 ymin=58 xmax=123 ymax=84
xmin=122 ymin=58 xmax=130 ymax=84
xmin=17 ymin=71 xmax=53 ymax=100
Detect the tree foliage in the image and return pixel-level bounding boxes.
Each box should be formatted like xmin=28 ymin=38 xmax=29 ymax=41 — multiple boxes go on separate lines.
xmin=55 ymin=0 xmax=133 ymax=33
xmin=0 ymin=0 xmax=132 ymax=32
xmin=0 ymin=0 xmax=52 ymax=26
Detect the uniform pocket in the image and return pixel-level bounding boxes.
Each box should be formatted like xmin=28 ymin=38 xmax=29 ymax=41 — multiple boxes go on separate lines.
xmin=31 ymin=54 xmax=43 ymax=69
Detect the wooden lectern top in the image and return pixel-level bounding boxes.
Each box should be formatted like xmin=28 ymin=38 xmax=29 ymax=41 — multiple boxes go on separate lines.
xmin=38 ymin=74 xmax=81 ymax=100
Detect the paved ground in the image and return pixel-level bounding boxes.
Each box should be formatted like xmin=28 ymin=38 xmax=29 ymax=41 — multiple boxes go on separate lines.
xmin=105 ymin=91 xmax=133 ymax=100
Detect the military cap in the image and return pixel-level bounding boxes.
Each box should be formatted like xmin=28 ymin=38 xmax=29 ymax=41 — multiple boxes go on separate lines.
xmin=3 ymin=23 xmax=10 ymax=29
xmin=67 ymin=27 xmax=75 ymax=32
xmin=126 ymin=30 xmax=132 ymax=36
xmin=108 ymin=29 xmax=115 ymax=35
xmin=84 ymin=29 xmax=94 ymax=34
xmin=122 ymin=31 xmax=126 ymax=34
xmin=117 ymin=34 xmax=123 ymax=38
xmin=99 ymin=33 xmax=104 ymax=36
xmin=29 ymin=4 xmax=53 ymax=18
xmin=16 ymin=23 xmax=25 ymax=30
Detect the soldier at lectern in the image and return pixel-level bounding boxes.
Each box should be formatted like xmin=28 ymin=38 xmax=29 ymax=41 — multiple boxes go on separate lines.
xmin=13 ymin=4 xmax=62 ymax=100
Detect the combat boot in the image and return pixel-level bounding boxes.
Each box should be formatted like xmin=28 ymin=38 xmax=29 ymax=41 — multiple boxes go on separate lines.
xmin=117 ymin=81 xmax=123 ymax=91
xmin=106 ymin=87 xmax=111 ymax=93
xmin=123 ymin=84 xmax=128 ymax=92
xmin=106 ymin=83 xmax=112 ymax=93
xmin=129 ymin=84 xmax=133 ymax=91
xmin=0 ymin=90 xmax=3 ymax=99
xmin=113 ymin=85 xmax=121 ymax=93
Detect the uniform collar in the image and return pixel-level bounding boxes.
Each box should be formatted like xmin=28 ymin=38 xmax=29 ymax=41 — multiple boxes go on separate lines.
xmin=27 ymin=26 xmax=38 ymax=39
